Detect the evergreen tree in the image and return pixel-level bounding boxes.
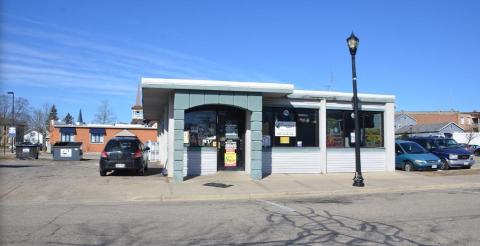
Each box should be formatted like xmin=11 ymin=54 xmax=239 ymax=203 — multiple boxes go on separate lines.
xmin=63 ymin=113 xmax=74 ymax=125
xmin=77 ymin=109 xmax=84 ymax=124
xmin=47 ymin=104 xmax=59 ymax=126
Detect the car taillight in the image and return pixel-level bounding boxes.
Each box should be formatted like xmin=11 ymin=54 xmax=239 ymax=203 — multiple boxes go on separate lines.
xmin=101 ymin=151 xmax=108 ymax=158
xmin=134 ymin=149 xmax=142 ymax=158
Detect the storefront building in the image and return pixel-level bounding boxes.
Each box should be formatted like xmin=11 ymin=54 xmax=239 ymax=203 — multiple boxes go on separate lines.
xmin=142 ymin=78 xmax=395 ymax=182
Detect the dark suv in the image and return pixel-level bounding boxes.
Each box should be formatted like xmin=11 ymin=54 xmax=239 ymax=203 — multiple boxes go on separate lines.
xmin=99 ymin=137 xmax=150 ymax=176
xmin=407 ymin=137 xmax=475 ymax=170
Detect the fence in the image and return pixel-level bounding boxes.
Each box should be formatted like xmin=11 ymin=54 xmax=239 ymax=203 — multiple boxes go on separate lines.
xmin=146 ymin=141 xmax=161 ymax=162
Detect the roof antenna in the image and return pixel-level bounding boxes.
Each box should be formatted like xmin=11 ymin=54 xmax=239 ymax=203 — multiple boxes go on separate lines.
xmin=325 ymin=71 xmax=334 ymax=91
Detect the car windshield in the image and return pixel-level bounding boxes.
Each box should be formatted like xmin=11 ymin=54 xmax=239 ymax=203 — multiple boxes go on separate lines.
xmin=400 ymin=142 xmax=428 ymax=154
xmin=435 ymin=139 xmax=459 ymax=149
xmin=105 ymin=140 xmax=139 ymax=152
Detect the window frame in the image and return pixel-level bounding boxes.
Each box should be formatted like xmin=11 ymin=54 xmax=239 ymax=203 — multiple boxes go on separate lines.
xmin=326 ymin=109 xmax=384 ymax=148
xmin=262 ymin=107 xmax=319 ymax=148
xmin=90 ymin=133 xmax=105 ymax=144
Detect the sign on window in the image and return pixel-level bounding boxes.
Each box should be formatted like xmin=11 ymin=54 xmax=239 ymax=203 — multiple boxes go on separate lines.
xmin=275 ymin=121 xmax=296 ymax=137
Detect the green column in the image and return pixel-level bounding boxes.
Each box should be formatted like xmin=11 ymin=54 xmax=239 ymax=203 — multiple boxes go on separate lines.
xmin=173 ymin=91 xmax=189 ymax=182
xmin=248 ymin=94 xmax=263 ymax=180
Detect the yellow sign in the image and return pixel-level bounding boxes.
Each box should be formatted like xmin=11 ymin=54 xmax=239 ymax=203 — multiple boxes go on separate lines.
xmin=280 ymin=136 xmax=290 ymax=144
xmin=224 ymin=152 xmax=237 ymax=167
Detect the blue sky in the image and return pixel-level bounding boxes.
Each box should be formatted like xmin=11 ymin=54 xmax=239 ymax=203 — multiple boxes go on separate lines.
xmin=1 ymin=0 xmax=479 ymax=123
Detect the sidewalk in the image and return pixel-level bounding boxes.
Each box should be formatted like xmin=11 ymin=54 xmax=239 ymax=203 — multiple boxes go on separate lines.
xmin=1 ymin=157 xmax=479 ymax=204
xmin=142 ymin=171 xmax=480 ymax=202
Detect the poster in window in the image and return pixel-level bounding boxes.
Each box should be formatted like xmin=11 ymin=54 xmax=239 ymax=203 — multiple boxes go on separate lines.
xmin=275 ymin=121 xmax=296 ymax=137
xmin=184 ymin=131 xmax=189 ymax=144
xmin=280 ymin=136 xmax=290 ymax=144
xmin=224 ymin=140 xmax=237 ymax=167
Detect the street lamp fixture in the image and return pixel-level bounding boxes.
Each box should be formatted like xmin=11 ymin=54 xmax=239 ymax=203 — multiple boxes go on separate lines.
xmin=347 ymin=32 xmax=365 ymax=187
xmin=7 ymin=91 xmax=14 ymax=153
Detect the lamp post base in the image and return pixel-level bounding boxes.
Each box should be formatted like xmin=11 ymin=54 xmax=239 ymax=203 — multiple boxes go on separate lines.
xmin=353 ymin=173 xmax=365 ymax=187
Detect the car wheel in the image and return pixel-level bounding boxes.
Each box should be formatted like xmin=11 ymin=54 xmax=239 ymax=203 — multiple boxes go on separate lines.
xmin=463 ymin=165 xmax=471 ymax=169
xmin=441 ymin=159 xmax=449 ymax=170
xmin=404 ymin=161 xmax=414 ymax=172
xmin=100 ymin=168 xmax=107 ymax=176
xmin=475 ymin=150 xmax=480 ymax=156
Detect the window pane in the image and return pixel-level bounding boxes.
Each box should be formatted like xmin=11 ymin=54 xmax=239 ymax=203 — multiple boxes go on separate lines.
xmin=363 ymin=112 xmax=383 ymax=147
xmin=184 ymin=110 xmax=217 ymax=147
xmin=326 ymin=110 xmax=384 ymax=148
xmin=262 ymin=107 xmax=319 ymax=147
xmin=296 ymin=109 xmax=318 ymax=147
xmin=326 ymin=111 xmax=345 ymax=147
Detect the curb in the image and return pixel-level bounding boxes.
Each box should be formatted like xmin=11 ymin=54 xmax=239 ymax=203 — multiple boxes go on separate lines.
xmin=128 ymin=182 xmax=480 ymax=203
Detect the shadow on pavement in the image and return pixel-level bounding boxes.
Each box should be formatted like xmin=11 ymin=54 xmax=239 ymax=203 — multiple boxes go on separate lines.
xmin=108 ymin=167 xmax=165 ymax=177
xmin=0 ymin=164 xmax=44 ymax=168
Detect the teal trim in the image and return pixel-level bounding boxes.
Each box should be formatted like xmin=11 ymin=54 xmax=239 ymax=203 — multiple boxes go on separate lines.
xmin=174 ymin=110 xmax=184 ymax=120
xmin=251 ymin=111 xmax=262 ymax=122
xmin=174 ymin=119 xmax=184 ymax=130
xmin=143 ymin=83 xmax=293 ymax=94
xmin=252 ymin=140 xmax=262 ymax=151
xmin=219 ymin=92 xmax=234 ymax=105
xmin=248 ymin=95 xmax=262 ymax=111
xmin=174 ymin=160 xmax=183 ymax=171
xmin=251 ymin=169 xmax=262 ymax=180
xmin=204 ymin=92 xmax=219 ymax=104
xmin=174 ymin=171 xmax=184 ymax=182
xmin=189 ymin=91 xmax=205 ymax=108
xmin=174 ymin=130 xmax=184 ymax=141
xmin=174 ymin=91 xmax=189 ymax=110
xmin=251 ymin=131 xmax=262 ymax=141
xmin=174 ymin=151 xmax=183 ymax=161
xmin=172 ymin=90 xmax=264 ymax=182
xmin=233 ymin=93 xmax=248 ymax=109
xmin=252 ymin=150 xmax=262 ymax=160
xmin=251 ymin=122 xmax=262 ymax=131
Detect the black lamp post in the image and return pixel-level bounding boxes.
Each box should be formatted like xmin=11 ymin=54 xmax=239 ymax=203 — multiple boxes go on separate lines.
xmin=347 ymin=33 xmax=364 ymax=187
xmin=7 ymin=91 xmax=14 ymax=153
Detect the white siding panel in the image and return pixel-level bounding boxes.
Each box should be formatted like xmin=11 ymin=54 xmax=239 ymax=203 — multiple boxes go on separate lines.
xmin=327 ymin=149 xmax=386 ymax=172
xmin=183 ymin=149 xmax=217 ymax=176
xmin=263 ymin=148 xmax=322 ymax=174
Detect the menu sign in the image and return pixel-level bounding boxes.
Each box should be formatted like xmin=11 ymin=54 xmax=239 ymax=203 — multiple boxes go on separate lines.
xmin=275 ymin=121 xmax=296 ymax=137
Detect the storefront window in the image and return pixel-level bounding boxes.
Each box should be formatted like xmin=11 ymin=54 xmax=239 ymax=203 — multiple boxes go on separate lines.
xmin=184 ymin=110 xmax=217 ymax=147
xmin=262 ymin=107 xmax=319 ymax=147
xmin=326 ymin=110 xmax=383 ymax=148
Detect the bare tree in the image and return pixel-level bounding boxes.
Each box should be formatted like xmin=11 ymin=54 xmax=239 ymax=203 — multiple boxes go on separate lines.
xmin=0 ymin=95 xmax=31 ymax=124
xmin=29 ymin=103 xmax=51 ymax=147
xmin=464 ymin=129 xmax=479 ymax=145
xmin=93 ymin=100 xmax=116 ymax=124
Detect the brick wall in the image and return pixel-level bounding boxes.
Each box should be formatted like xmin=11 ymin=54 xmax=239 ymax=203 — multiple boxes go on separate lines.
xmin=50 ymin=126 xmax=157 ymax=153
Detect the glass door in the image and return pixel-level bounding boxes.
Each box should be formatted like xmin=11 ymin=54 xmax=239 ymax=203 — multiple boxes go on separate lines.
xmin=217 ymin=108 xmax=245 ymax=171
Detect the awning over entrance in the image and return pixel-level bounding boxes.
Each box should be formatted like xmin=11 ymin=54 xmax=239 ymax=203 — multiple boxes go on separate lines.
xmin=89 ymin=128 xmax=106 ymax=135
xmin=59 ymin=127 xmax=76 ymax=134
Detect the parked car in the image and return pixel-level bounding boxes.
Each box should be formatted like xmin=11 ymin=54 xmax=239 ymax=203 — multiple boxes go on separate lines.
xmin=395 ymin=140 xmax=441 ymax=171
xmin=99 ymin=136 xmax=150 ymax=176
xmin=472 ymin=145 xmax=480 ymax=156
xmin=407 ymin=137 xmax=475 ymax=170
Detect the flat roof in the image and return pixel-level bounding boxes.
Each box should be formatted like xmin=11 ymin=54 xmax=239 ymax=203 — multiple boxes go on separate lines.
xmin=288 ymin=90 xmax=395 ymax=103
xmin=142 ymin=78 xmax=294 ymax=94
xmin=53 ymin=124 xmax=156 ymax=129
